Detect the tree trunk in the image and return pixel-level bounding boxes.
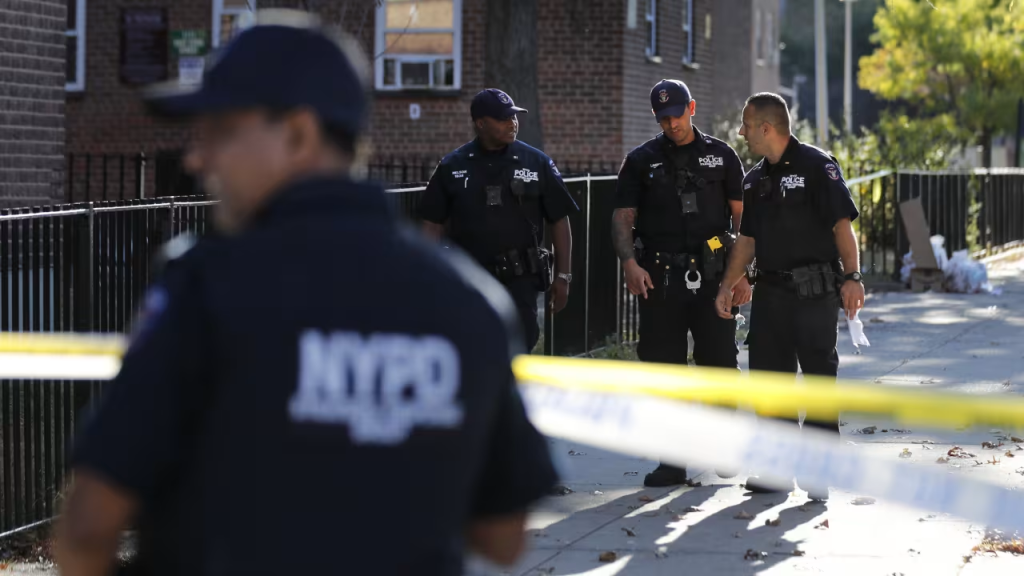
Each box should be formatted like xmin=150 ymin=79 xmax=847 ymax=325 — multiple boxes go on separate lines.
xmin=980 ymin=127 xmax=993 ymax=168
xmin=485 ymin=0 xmax=543 ymax=149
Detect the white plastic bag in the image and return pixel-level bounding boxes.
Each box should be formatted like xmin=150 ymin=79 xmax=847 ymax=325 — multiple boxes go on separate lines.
xmin=944 ymin=249 xmax=991 ymax=293
xmin=901 ymin=235 xmax=948 ymax=285
xmin=847 ymin=310 xmax=870 ymax=352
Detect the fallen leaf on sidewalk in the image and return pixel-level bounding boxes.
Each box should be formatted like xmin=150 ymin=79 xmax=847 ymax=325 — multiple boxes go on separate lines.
xmin=852 ymin=497 xmax=876 ymax=505
xmin=869 ymin=317 xmax=885 ymax=323
xmin=1011 ymin=436 xmax=1024 ymax=443
xmin=1017 ymin=468 xmax=1024 ymax=476
xmin=899 ymin=449 xmax=913 ymax=458
xmin=937 ymin=457 xmax=950 ymax=463
xmin=682 ymin=506 xmax=703 ymax=513
xmin=882 ymin=429 xmax=890 ymax=432
xmin=598 ymin=551 xmax=617 ymax=562
xmin=549 ymin=485 xmax=574 ymax=496
xmin=654 ymin=546 xmax=668 ymax=559
xmin=743 ymin=549 xmax=768 ymax=561
xmin=988 ymin=457 xmax=1001 ymax=465
xmin=623 ymin=471 xmax=638 ymax=476
xmin=972 ymin=536 xmax=1024 ymax=555
xmin=839 ymin=421 xmax=848 ymax=426
xmin=568 ymin=450 xmax=587 ymax=456
xmin=923 ymin=445 xmax=934 ymax=450
xmin=1017 ymin=444 xmax=1023 ymax=451
xmin=638 ymin=495 xmax=654 ymax=502
xmin=891 ymin=429 xmax=912 ymax=433
xmin=734 ymin=510 xmax=754 ymax=520
xmin=1006 ymin=451 xmax=1016 ymax=458
xmin=621 ymin=527 xmax=637 ymax=537
xmin=854 ymin=426 xmax=877 ymax=435
xmin=982 ymin=441 xmax=1003 ymax=449
xmin=765 ymin=517 xmax=781 ymax=527
xmin=792 ymin=549 xmax=806 ymax=557
xmin=815 ymin=520 xmax=830 ymax=530
xmin=948 ymin=446 xmax=976 ymax=458
xmin=684 ymin=479 xmax=703 ymax=487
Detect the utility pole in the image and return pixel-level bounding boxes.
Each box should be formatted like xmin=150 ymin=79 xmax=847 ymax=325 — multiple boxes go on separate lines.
xmin=814 ymin=0 xmax=828 ymax=146
xmin=842 ymin=0 xmax=858 ymax=135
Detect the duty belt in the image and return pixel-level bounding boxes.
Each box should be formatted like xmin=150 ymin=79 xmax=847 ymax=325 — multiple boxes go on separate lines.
xmin=640 ymin=251 xmax=705 ymax=295
xmin=490 ymin=246 xmax=549 ymax=283
xmin=756 ymin=263 xmax=842 ymax=300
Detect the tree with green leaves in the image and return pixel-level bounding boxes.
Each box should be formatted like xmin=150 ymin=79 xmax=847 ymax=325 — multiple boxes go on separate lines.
xmin=858 ymin=0 xmax=1024 ymax=166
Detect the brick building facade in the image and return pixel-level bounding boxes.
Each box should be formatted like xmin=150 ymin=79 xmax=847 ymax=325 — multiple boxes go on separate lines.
xmin=3 ymin=0 xmax=780 ymax=203
xmin=0 ymin=0 xmax=68 ymax=207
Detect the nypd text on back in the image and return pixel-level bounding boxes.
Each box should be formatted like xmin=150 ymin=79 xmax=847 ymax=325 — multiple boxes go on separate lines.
xmin=289 ymin=330 xmax=463 ymax=445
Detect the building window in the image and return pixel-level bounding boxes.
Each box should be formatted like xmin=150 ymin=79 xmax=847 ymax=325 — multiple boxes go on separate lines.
xmin=754 ymin=8 xmax=764 ymax=64
xmin=681 ymin=0 xmax=693 ymax=64
xmin=66 ymin=0 xmax=86 ymax=91
xmin=213 ymin=0 xmax=256 ymax=49
xmin=375 ymin=0 xmax=462 ymax=91
xmin=645 ymin=0 xmax=658 ymax=58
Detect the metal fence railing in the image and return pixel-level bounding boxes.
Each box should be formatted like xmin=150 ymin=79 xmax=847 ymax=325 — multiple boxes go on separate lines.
xmin=3 ymin=166 xmax=1024 ymax=537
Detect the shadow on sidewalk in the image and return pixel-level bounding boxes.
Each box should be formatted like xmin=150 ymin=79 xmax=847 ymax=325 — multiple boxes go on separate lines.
xmin=471 ymin=479 xmax=828 ymax=575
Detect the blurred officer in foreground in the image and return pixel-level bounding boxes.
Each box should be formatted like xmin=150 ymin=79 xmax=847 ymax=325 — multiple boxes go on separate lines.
xmin=611 ymin=79 xmax=750 ymax=487
xmin=54 ymin=11 xmax=558 ymax=576
xmin=420 ymin=89 xmax=578 ymax=352
xmin=716 ymin=92 xmax=864 ymax=499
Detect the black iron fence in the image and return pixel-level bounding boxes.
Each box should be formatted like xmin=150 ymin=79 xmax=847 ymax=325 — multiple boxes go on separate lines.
xmin=849 ymin=168 xmax=1024 ymax=279
xmin=3 ymin=166 xmax=1024 ymax=536
xmin=64 ymin=153 xmax=622 ymax=202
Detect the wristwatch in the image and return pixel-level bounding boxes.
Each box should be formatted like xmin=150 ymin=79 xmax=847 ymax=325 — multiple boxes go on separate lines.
xmin=844 ymin=271 xmax=863 ymax=283
xmin=557 ymin=272 xmax=572 ymax=283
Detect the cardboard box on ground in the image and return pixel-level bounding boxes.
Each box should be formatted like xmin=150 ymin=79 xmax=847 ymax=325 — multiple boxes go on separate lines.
xmin=899 ymin=198 xmax=946 ymax=293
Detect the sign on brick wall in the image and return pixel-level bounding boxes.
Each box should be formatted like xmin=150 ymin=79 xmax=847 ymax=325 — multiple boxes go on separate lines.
xmin=171 ymin=30 xmax=209 ymax=57
xmin=120 ymin=8 xmax=169 ymax=85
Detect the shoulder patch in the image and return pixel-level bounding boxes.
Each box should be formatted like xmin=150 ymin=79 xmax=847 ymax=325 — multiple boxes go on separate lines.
xmin=825 ymin=163 xmax=841 ymax=181
xmin=549 ymin=158 xmax=561 ymax=177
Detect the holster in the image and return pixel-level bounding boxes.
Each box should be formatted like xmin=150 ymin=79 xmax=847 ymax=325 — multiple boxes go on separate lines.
xmin=702 ymin=232 xmax=737 ymax=279
xmin=790 ymin=262 xmax=841 ymax=300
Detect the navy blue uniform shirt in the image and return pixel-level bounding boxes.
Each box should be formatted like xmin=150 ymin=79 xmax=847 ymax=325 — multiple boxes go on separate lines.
xmin=741 ymin=136 xmax=860 ymax=271
xmin=614 ymin=127 xmax=745 ymax=253
xmin=71 ymin=176 xmax=559 ymax=576
xmin=419 ymin=139 xmax=578 ymax=266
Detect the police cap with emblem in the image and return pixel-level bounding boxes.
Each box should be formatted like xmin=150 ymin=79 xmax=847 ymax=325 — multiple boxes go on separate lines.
xmin=471 ymin=88 xmax=528 ymax=121
xmin=650 ymin=79 xmax=692 ymax=121
xmin=142 ymin=9 xmax=370 ymax=140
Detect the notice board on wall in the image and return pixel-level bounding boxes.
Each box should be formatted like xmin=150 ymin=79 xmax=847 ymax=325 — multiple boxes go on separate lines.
xmin=121 ymin=8 xmax=169 ymax=85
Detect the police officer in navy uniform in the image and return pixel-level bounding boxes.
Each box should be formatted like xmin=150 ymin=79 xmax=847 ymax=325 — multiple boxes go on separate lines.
xmin=54 ymin=12 xmax=558 ymax=576
xmin=715 ymin=92 xmax=865 ymax=500
xmin=420 ymin=89 xmax=578 ymax=352
xmin=611 ymin=79 xmax=751 ymax=487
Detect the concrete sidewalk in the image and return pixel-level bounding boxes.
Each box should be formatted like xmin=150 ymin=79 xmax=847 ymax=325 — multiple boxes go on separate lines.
xmin=467 ymin=255 xmax=1024 ymax=576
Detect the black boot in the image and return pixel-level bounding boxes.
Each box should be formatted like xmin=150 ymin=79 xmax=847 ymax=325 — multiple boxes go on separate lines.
xmin=643 ymin=463 xmax=687 ymax=487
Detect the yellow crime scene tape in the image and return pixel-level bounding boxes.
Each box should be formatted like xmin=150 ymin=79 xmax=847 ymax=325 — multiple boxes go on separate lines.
xmin=4 ymin=332 xmax=1024 ymax=533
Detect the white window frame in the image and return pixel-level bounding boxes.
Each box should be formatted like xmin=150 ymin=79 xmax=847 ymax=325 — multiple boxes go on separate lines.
xmin=754 ymin=8 xmax=765 ymax=66
xmin=374 ymin=0 xmax=463 ymax=92
xmin=212 ymin=0 xmax=256 ymax=49
xmin=681 ymin=0 xmax=694 ymax=64
xmin=65 ymin=0 xmax=86 ymax=92
xmin=645 ymin=0 xmax=658 ymax=58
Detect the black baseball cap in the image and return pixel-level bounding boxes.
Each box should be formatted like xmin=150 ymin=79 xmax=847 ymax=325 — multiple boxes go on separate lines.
xmin=471 ymin=88 xmax=528 ymax=120
xmin=650 ymin=79 xmax=692 ymax=119
xmin=143 ymin=10 xmax=369 ymax=138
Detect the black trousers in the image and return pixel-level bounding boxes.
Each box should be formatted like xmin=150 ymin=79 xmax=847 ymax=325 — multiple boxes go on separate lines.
xmin=503 ymin=276 xmax=542 ymax=353
xmin=636 ymin=265 xmax=739 ymax=369
xmin=748 ymin=280 xmax=841 ymax=434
